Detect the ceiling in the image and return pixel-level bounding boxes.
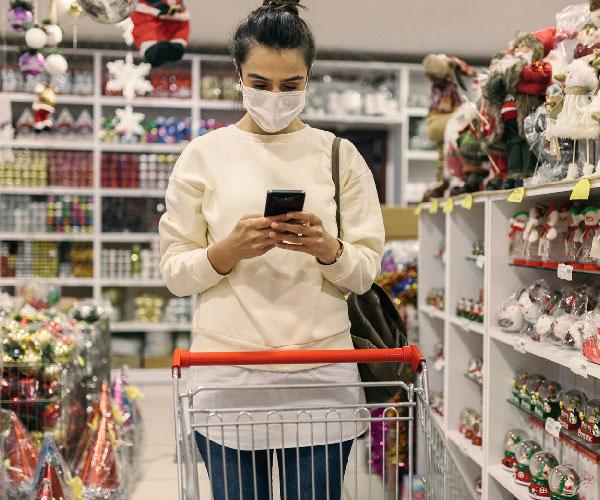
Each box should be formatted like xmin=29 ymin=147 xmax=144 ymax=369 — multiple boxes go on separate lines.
xmin=1 ymin=0 xmax=578 ymax=61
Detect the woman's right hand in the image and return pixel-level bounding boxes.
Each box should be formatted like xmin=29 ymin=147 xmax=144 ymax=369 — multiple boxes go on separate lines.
xmin=207 ymin=213 xmax=276 ymax=275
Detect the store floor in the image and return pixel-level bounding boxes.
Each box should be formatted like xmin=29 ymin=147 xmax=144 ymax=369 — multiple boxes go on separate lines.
xmin=133 ymin=382 xmax=392 ymax=499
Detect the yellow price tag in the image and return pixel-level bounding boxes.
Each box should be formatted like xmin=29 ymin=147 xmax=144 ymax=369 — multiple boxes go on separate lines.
xmin=414 ymin=203 xmax=423 ymax=215
xmin=507 ymin=187 xmax=525 ymax=203
xmin=570 ymin=178 xmax=591 ymax=200
xmin=443 ymin=197 xmax=454 ymax=214
xmin=461 ymin=194 xmax=473 ymax=210
xmin=429 ymin=199 xmax=439 ymax=214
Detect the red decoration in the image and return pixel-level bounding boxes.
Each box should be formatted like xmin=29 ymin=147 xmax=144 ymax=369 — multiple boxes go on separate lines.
xmin=2 ymin=409 xmax=39 ymax=486
xmin=34 ymin=459 xmax=66 ymax=500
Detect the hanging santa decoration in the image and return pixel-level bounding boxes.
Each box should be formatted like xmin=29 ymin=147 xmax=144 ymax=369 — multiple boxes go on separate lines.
xmin=131 ymin=0 xmax=190 ymax=67
xmin=33 ymin=83 xmax=57 ymax=132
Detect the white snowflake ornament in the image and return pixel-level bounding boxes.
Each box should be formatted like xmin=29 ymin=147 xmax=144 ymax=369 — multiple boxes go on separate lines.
xmin=115 ymin=105 xmax=145 ymax=141
xmin=116 ymin=18 xmax=134 ymax=46
xmin=106 ymin=53 xmax=153 ymax=101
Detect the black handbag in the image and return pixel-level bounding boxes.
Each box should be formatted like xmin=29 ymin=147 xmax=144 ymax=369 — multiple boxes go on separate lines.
xmin=331 ymin=137 xmax=411 ymax=403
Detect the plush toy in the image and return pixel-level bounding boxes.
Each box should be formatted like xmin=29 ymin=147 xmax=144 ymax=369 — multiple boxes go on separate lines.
xmin=577 ymin=206 xmax=600 ymax=270
xmin=421 ymin=53 xmax=476 ymax=201
xmin=32 ymin=83 xmax=56 ymax=132
xmin=509 ymin=210 xmax=529 ymax=263
xmin=574 ymin=23 xmax=600 ymax=59
xmin=565 ymin=206 xmax=584 ymax=263
xmin=131 ymin=0 xmax=190 ymax=68
xmin=523 ymin=204 xmax=548 ymax=265
xmin=538 ymin=202 xmax=571 ymax=267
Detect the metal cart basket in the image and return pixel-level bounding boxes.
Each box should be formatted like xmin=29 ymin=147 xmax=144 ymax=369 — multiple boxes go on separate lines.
xmin=171 ymin=346 xmax=474 ymax=500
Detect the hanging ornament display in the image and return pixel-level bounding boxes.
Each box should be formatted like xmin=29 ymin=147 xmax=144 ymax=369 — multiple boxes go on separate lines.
xmin=46 ymin=52 xmax=69 ymax=75
xmin=131 ymin=0 xmax=190 ymax=67
xmin=55 ymin=0 xmax=74 ymax=15
xmin=33 ymin=83 xmax=57 ymax=132
xmin=106 ymin=52 xmax=153 ymax=101
xmin=43 ymin=22 xmax=63 ymax=46
xmin=8 ymin=0 xmax=34 ymax=32
xmin=77 ymin=0 xmax=137 ymax=24
xmin=114 ymin=105 xmax=145 ymax=141
xmin=18 ymin=50 xmax=46 ymax=76
xmin=25 ymin=25 xmax=48 ymax=49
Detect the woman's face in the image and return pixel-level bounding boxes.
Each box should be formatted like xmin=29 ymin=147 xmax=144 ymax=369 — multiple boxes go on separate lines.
xmin=240 ymin=44 xmax=309 ymax=92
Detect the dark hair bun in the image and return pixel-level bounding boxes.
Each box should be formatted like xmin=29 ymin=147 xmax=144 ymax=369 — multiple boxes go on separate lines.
xmin=260 ymin=0 xmax=301 ymax=15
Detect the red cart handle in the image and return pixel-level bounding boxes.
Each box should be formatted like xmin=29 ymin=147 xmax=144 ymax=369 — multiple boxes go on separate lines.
xmin=172 ymin=346 xmax=425 ymax=378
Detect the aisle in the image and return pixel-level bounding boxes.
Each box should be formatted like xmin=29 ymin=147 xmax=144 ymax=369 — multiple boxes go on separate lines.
xmin=131 ymin=382 xmax=393 ymax=499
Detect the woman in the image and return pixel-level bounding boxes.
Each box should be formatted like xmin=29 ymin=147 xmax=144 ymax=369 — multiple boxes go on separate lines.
xmin=159 ymin=1 xmax=384 ymax=498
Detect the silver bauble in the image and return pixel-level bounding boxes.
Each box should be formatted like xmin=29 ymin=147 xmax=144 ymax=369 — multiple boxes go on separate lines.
xmin=77 ymin=0 xmax=138 ymax=24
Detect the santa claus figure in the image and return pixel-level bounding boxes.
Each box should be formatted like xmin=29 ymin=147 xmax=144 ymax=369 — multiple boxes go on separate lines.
xmin=131 ymin=0 xmax=190 ymax=68
xmin=32 ymin=84 xmax=56 ymax=132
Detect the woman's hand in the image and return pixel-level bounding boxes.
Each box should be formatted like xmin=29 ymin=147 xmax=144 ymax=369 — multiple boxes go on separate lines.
xmin=269 ymin=211 xmax=341 ymax=264
xmin=208 ymin=213 xmax=277 ymax=274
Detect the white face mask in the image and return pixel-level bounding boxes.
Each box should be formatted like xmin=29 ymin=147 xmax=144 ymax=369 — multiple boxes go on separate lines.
xmin=241 ymin=83 xmax=306 ymax=133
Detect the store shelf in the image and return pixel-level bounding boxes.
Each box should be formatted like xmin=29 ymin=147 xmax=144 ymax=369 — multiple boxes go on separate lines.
xmin=405 ymin=107 xmax=428 ymax=117
xmin=432 ymin=411 xmax=446 ymax=435
xmin=0 ymin=139 xmax=94 ymax=151
xmin=0 ymin=277 xmax=94 ymax=286
xmin=489 ymin=177 xmax=600 ymax=201
xmin=0 ymin=232 xmax=94 ymax=241
xmin=420 ymin=305 xmax=446 ymax=321
xmin=100 ymin=188 xmax=165 ymax=198
xmin=447 ymin=429 xmax=483 ymax=467
xmin=4 ymin=92 xmax=93 ymax=105
xmin=100 ymin=143 xmax=186 ymax=153
xmin=448 ymin=316 xmax=484 ymax=335
xmin=0 ymin=186 xmax=94 ymax=196
xmin=101 ymin=233 xmax=159 ymax=242
xmin=101 ymin=279 xmax=165 ymax=287
xmin=302 ymin=113 xmax=404 ymax=126
xmin=101 ymin=96 xmax=193 ymax=108
xmin=488 ymin=465 xmax=529 ymax=500
xmin=406 ymin=150 xmax=437 ymax=161
xmin=490 ymin=327 xmax=600 ymax=380
xmin=111 ymin=321 xmax=191 ymax=333
xmin=509 ymin=262 xmax=600 ymax=276
xmin=199 ymin=99 xmax=243 ymax=111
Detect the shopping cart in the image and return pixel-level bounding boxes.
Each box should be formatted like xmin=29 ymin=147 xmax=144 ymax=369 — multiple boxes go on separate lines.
xmin=171 ymin=346 xmax=473 ymax=500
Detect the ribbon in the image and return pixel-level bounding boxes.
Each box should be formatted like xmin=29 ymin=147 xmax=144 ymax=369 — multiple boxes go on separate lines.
xmin=509 ymin=224 xmax=525 ymax=238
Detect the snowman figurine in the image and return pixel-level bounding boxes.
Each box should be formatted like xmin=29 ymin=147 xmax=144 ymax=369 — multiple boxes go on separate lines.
xmin=539 ymin=203 xmax=572 ymax=268
xmin=576 ymin=206 xmax=600 ymax=271
xmin=509 ymin=210 xmax=530 ymax=264
xmin=524 ymin=204 xmax=548 ymax=265
xmin=565 ymin=206 xmax=584 ymax=265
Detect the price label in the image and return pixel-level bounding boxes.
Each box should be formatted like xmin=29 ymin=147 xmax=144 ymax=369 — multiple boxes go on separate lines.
xmin=507 ymin=187 xmax=525 ymax=203
xmin=545 ymin=417 xmax=562 ymax=439
xmin=476 ymin=255 xmax=485 ymax=269
xmin=513 ymin=338 xmax=527 ymax=354
xmin=462 ymin=194 xmax=473 ymax=210
xmin=414 ymin=203 xmax=423 ymax=215
xmin=433 ymin=358 xmax=445 ymax=371
xmin=570 ymin=356 xmax=588 ymax=378
xmin=429 ymin=199 xmax=439 ymax=214
xmin=570 ymin=178 xmax=591 ymax=201
xmin=557 ymin=263 xmax=573 ymax=281
xmin=443 ymin=197 xmax=454 ymax=214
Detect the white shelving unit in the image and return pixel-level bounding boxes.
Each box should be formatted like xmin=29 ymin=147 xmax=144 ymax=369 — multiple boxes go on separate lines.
xmin=418 ymin=181 xmax=600 ymax=499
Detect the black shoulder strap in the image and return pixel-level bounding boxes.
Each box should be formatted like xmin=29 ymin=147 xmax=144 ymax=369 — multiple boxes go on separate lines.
xmin=332 ymin=137 xmax=342 ymax=239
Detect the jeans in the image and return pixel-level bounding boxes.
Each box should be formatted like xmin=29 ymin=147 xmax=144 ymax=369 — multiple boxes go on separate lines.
xmin=195 ymin=433 xmax=353 ymax=500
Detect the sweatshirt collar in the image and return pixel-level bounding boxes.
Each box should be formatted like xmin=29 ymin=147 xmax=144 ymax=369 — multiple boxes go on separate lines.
xmin=227 ymin=124 xmax=312 ymax=144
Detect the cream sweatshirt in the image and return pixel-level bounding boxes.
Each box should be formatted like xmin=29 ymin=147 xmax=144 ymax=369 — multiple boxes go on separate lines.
xmin=159 ymin=124 xmax=385 ymax=371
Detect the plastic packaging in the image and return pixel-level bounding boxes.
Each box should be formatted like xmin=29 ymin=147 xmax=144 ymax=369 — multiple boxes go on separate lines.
xmin=528 ymin=451 xmax=559 ymax=499
xmin=538 ymin=203 xmax=572 ymax=268
xmin=544 ymin=285 xmax=588 ymax=348
xmin=501 ymin=429 xmax=528 ymax=471
xmin=577 ymin=399 xmax=600 ymax=444
xmin=548 ymin=465 xmax=581 ymax=498
xmin=523 ymin=205 xmax=548 ymax=266
xmin=575 ymin=206 xmax=600 ymax=271
xmin=514 ymin=440 xmax=542 ymax=485
xmin=518 ymin=280 xmax=552 ymax=340
xmin=509 ymin=212 xmax=529 ymax=264
xmin=559 ymin=389 xmax=588 ymax=430
xmin=497 ymin=291 xmax=525 ymax=333
xmin=458 ymin=407 xmax=477 ymax=436
xmin=534 ymin=380 xmax=562 ymax=420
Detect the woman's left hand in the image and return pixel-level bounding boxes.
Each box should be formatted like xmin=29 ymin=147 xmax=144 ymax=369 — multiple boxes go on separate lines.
xmin=269 ymin=211 xmax=341 ymax=264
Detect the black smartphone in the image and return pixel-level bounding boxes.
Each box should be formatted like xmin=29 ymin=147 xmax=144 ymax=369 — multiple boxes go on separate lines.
xmin=264 ymin=190 xmax=306 ymax=217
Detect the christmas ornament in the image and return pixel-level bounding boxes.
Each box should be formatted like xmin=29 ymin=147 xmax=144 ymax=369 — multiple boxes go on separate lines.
xmin=520 ymin=374 xmax=546 ymax=412
xmin=131 ymin=0 xmax=190 ymax=68
xmin=75 ymin=108 xmax=94 ymax=135
xmin=559 ymin=389 xmax=588 ymax=430
xmin=8 ymin=1 xmax=34 ymax=32
xmin=539 ymin=203 xmax=572 ymax=268
xmin=565 ymin=206 xmax=584 ymax=265
xmin=509 ymin=211 xmax=530 ymax=264
xmin=25 ymin=26 xmax=48 ymax=49
xmin=458 ymin=408 xmax=478 ymax=437
xmin=529 ymin=451 xmax=559 ymax=499
xmin=45 ymin=53 xmax=68 ymax=76
xmin=582 ymin=326 xmax=600 ymax=365
xmin=77 ymin=0 xmax=137 ymax=24
xmin=514 ymin=439 xmax=542 ymax=485
xmin=33 ymin=83 xmax=57 ymax=132
xmin=548 ymin=466 xmax=580 ymax=499
xmin=576 ymin=206 xmax=600 ymax=271
xmin=114 ymin=105 xmax=145 ymax=141
xmin=33 ymin=432 xmax=73 ymax=500
xmin=523 ymin=205 xmax=548 ymax=266
xmin=577 ymin=399 xmax=600 ymax=444
xmin=19 ymin=50 xmax=46 ymax=76
xmin=55 ymin=0 xmax=74 ymax=15
xmin=498 ymin=293 xmax=525 ymax=333
xmin=501 ymin=429 xmax=528 ymax=471
xmin=511 ymin=370 xmax=530 ymax=405
xmin=534 ymin=381 xmax=562 ymax=420
xmin=1 ymin=409 xmax=39 ymax=497
xmin=43 ymin=22 xmax=63 ymax=46
xmin=116 ymin=17 xmax=134 ymax=45
xmin=106 ymin=52 xmax=153 ymax=101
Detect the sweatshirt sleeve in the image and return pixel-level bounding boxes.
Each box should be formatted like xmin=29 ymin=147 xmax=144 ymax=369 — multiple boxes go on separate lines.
xmin=318 ymin=139 xmax=385 ymax=295
xmin=159 ymin=142 xmax=226 ymax=297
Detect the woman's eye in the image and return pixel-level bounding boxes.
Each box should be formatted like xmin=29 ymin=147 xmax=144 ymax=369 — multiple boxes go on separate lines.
xmin=283 ymin=86 xmax=298 ymax=91
xmin=253 ymin=84 xmax=268 ymax=90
